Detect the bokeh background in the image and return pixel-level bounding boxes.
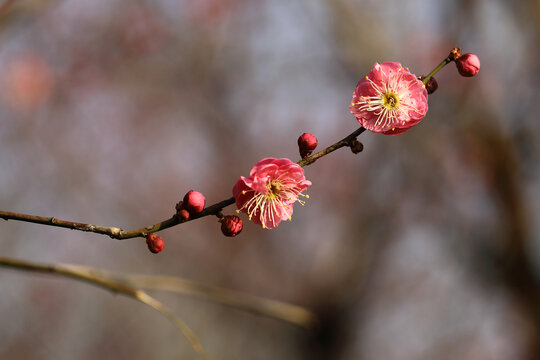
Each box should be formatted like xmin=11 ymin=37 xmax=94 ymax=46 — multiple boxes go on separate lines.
xmin=1 ymin=0 xmax=539 ymax=359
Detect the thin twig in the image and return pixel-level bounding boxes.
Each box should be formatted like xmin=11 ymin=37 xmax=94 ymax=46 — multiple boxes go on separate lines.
xmin=0 ymin=256 xmax=319 ymax=329
xmin=298 ymin=126 xmax=365 ymax=167
xmin=134 ymin=292 xmax=209 ymax=359
xmin=0 ymin=256 xmax=209 ymax=360
xmin=0 ymin=197 xmax=235 ymax=240
xmin=0 ymin=126 xmax=366 ymax=239
xmin=122 ymin=274 xmax=318 ymax=329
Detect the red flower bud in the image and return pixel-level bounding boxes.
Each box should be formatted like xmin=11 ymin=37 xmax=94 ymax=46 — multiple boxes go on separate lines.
xmin=183 ymin=190 xmax=205 ymax=214
xmin=425 ymin=76 xmax=438 ymax=94
xmin=146 ymin=233 xmax=164 ymax=254
xmin=456 ymin=53 xmax=480 ymax=77
xmin=177 ymin=208 xmax=190 ymax=221
xmin=298 ymin=133 xmax=318 ymax=158
xmin=349 ymin=138 xmax=364 ymax=154
xmin=418 ymin=75 xmax=438 ymax=95
xmin=220 ymin=215 xmax=243 ymax=237
xmin=175 ymin=201 xmax=183 ymax=212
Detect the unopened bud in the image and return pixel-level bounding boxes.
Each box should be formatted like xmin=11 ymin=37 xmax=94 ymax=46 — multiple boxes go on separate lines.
xmin=220 ymin=215 xmax=243 ymax=237
xmin=175 ymin=201 xmax=183 ymax=212
xmin=183 ymin=190 xmax=205 ymax=214
xmin=146 ymin=233 xmax=164 ymax=254
xmin=456 ymin=53 xmax=480 ymax=77
xmin=349 ymin=138 xmax=364 ymax=154
xmin=418 ymin=75 xmax=438 ymax=94
xmin=298 ymin=133 xmax=318 ymax=158
xmin=177 ymin=208 xmax=190 ymax=221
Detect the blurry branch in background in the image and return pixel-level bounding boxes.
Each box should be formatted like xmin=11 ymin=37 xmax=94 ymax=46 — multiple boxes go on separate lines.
xmin=465 ymin=118 xmax=540 ymax=358
xmin=0 ymin=255 xmax=319 ymax=358
xmin=0 ymin=126 xmax=368 ymax=240
xmin=0 ymin=255 xmax=318 ymax=328
xmin=123 ymin=274 xmax=318 ymax=329
xmin=0 ymin=256 xmax=210 ymax=360
xmin=0 ymin=0 xmax=58 ymax=29
xmin=0 ymin=0 xmax=15 ymax=17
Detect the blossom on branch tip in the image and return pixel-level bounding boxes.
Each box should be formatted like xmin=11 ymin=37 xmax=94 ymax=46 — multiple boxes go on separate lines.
xmin=350 ymin=62 xmax=428 ymax=135
xmin=456 ymin=53 xmax=480 ymax=77
xmin=232 ymin=158 xmax=311 ymax=229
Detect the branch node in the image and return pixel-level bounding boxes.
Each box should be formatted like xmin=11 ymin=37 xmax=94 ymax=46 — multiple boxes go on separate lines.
xmin=348 ymin=138 xmax=364 ymax=154
xmin=109 ymin=227 xmax=123 ymax=236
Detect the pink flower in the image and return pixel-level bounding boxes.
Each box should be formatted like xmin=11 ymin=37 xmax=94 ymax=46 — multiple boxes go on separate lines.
xmin=233 ymin=158 xmax=311 ymax=229
xmin=350 ymin=62 xmax=428 ymax=135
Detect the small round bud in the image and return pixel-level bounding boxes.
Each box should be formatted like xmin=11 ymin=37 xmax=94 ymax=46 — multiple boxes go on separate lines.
xmin=146 ymin=233 xmax=164 ymax=254
xmin=418 ymin=75 xmax=438 ymax=95
xmin=175 ymin=201 xmax=184 ymax=212
xmin=183 ymin=190 xmax=205 ymax=214
xmin=298 ymin=133 xmax=318 ymax=158
xmin=177 ymin=208 xmax=190 ymax=221
xmin=349 ymin=138 xmax=364 ymax=154
xmin=456 ymin=53 xmax=480 ymax=77
xmin=220 ymin=215 xmax=243 ymax=237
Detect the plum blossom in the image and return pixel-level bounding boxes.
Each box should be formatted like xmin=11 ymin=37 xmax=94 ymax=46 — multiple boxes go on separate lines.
xmin=350 ymin=62 xmax=428 ymax=135
xmin=233 ymin=158 xmax=311 ymax=229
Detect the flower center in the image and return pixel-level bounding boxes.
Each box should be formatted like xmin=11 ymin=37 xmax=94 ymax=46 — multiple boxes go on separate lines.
xmin=382 ymin=92 xmax=399 ymax=110
xmin=239 ymin=177 xmax=309 ymax=228
xmin=269 ymin=181 xmax=282 ymax=196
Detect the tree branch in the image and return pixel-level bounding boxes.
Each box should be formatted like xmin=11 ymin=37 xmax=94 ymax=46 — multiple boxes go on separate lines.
xmin=0 ymin=197 xmax=235 ymax=240
xmin=298 ymin=126 xmax=365 ymax=167
xmin=0 ymin=255 xmax=318 ymax=329
xmin=0 ymin=126 xmax=365 ymax=238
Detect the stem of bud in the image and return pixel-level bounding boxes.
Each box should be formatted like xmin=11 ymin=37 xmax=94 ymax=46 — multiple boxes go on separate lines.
xmin=422 ymin=57 xmax=451 ymax=86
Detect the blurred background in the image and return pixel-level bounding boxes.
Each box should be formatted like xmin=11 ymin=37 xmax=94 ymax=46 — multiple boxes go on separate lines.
xmin=0 ymin=0 xmax=539 ymax=359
